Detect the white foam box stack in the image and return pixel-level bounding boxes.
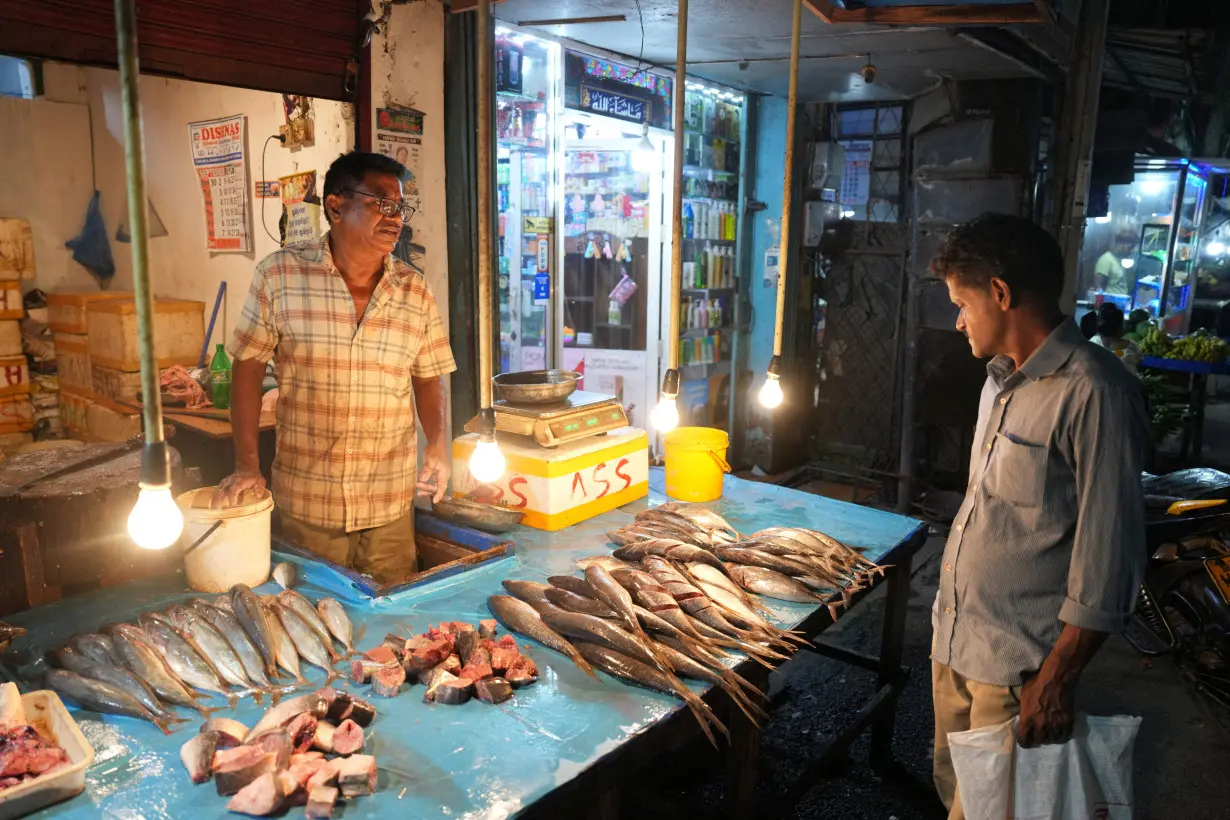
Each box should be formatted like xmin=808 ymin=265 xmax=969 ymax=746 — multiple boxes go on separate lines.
xmin=0 ymin=320 xmax=21 ymax=357
xmin=0 ymin=218 xmax=37 ymax=282
xmin=86 ymin=298 xmax=204 ymax=372
xmin=0 ymin=394 xmax=34 ymax=436
xmin=451 ymin=427 xmax=649 ymax=531
xmin=91 ymin=364 xmax=142 ymax=404
xmin=53 ymin=333 xmax=92 ymax=397
xmin=59 ymin=392 xmax=92 ymax=439
xmin=86 ymin=397 xmax=142 ymax=442
xmin=0 ymin=281 xmax=21 ymax=321
xmin=47 ymin=291 xmax=131 ymax=335
xmin=0 ymin=356 xmax=30 ymax=399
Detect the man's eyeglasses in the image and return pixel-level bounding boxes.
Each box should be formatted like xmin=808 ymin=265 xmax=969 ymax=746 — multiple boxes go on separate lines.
xmin=344 ymin=189 xmax=416 ymax=223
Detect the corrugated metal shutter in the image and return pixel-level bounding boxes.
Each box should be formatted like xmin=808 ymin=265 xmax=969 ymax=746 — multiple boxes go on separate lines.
xmin=0 ymin=0 xmax=360 ymax=101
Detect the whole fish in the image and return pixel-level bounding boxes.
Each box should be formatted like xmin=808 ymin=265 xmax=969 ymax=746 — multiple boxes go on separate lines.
xmin=583 ymin=564 xmax=665 ymax=661
xmin=231 ymin=584 xmax=278 ymax=678
xmin=686 ymin=563 xmax=771 ymax=620
xmin=140 ymin=617 xmax=236 ymax=706
xmin=543 ymin=587 xmax=618 ymax=619
xmin=727 ymin=565 xmax=826 ymax=604
xmin=274 ymin=603 xmax=339 ymax=677
xmin=273 ymin=562 xmax=297 ymax=590
xmin=167 ymin=605 xmax=258 ymax=694
xmin=250 ymin=691 xmax=331 ymax=737
xmin=714 ymin=546 xmax=819 ymax=578
xmin=107 ymin=624 xmax=209 ymax=713
xmin=574 ymin=642 xmax=725 ymax=747
xmin=44 ymin=669 xmax=174 ymax=734
xmin=316 ymin=599 xmax=355 ymax=656
xmin=51 ymin=645 xmax=174 ymax=722
xmin=537 ymin=606 xmax=664 ymax=669
xmin=501 ymin=579 xmax=553 ymax=609
xmin=547 ymin=576 xmax=602 ymax=599
xmin=651 ymin=638 xmax=766 ymax=723
xmin=486 ymin=595 xmax=595 ymax=678
xmin=264 ymin=601 xmax=306 ymax=684
xmin=70 ymin=633 xmax=121 ymax=666
xmin=574 ymin=555 xmax=631 ymax=574
xmin=276 ymin=590 xmax=332 ymax=647
xmin=190 ymin=599 xmax=276 ymax=692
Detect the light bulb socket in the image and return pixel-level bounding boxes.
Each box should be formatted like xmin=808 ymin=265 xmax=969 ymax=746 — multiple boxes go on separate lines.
xmin=660 ymin=368 xmax=680 ymax=399
xmin=477 ymin=407 xmax=497 ymax=440
xmin=765 ymin=355 xmax=782 ymax=379
xmin=139 ymin=440 xmax=173 ymax=489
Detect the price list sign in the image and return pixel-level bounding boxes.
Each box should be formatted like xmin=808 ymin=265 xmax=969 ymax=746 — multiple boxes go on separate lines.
xmin=189 ymin=115 xmax=252 ymax=252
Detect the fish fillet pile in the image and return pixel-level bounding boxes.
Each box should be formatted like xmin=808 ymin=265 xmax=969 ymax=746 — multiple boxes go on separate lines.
xmin=487 ymin=504 xmax=883 ymax=744
xmin=178 ymin=686 xmax=377 ymax=818
xmin=0 ymin=682 xmax=71 ymax=792
xmin=42 ymin=578 xmax=356 ymax=735
xmin=353 ymin=619 xmax=536 ymax=705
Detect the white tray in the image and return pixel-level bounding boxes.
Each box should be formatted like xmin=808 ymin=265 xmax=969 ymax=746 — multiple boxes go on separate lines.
xmin=0 ymin=691 xmax=95 ymax=820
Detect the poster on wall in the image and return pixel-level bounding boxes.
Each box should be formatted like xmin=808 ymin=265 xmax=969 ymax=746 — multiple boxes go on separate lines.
xmin=278 ymin=170 xmax=321 ymax=246
xmin=375 ymin=107 xmax=426 ymax=267
xmin=561 ymin=348 xmax=648 ymax=429
xmin=188 ymin=114 xmax=251 ymax=252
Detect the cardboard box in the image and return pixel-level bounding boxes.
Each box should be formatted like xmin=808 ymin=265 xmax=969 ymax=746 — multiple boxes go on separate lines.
xmin=0 ymin=320 xmax=21 ymax=357
xmin=47 ymin=291 xmax=131 ymax=334
xmin=54 ymin=333 xmax=92 ymax=397
xmin=91 ymin=364 xmax=142 ymax=405
xmin=86 ymin=397 xmax=141 ymax=442
xmin=0 ymin=281 xmax=21 ymax=320
xmin=451 ymin=427 xmax=649 ymax=531
xmin=0 ymin=355 xmax=30 ymax=398
xmin=0 ymin=395 xmax=34 ymax=434
xmin=86 ymin=298 xmax=204 ymax=372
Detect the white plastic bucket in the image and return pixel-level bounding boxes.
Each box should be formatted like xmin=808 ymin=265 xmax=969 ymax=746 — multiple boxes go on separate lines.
xmin=177 ymin=486 xmax=275 ymax=593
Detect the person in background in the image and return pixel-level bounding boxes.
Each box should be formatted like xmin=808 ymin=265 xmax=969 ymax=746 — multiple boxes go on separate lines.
xmin=1090 ymin=303 xmax=1143 ymax=375
xmin=214 ymin=151 xmax=456 ymax=584
xmin=1093 ymin=235 xmax=1136 ymax=296
xmin=929 ymin=213 xmax=1148 ymax=820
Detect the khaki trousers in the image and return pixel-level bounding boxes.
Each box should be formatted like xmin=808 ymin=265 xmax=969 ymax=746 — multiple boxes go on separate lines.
xmin=280 ymin=510 xmax=418 ymax=585
xmin=932 ymin=661 xmax=1022 ymax=820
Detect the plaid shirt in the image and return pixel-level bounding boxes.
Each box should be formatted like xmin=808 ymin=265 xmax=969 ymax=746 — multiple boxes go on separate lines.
xmin=229 ymin=234 xmax=456 ymax=531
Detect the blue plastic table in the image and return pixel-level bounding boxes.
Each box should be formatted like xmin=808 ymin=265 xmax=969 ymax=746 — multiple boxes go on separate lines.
xmin=1141 ymin=356 xmax=1230 ymax=462
xmin=1 ymin=470 xmax=927 ymax=820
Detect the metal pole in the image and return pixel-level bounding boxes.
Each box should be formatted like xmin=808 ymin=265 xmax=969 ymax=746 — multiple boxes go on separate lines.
xmin=773 ymin=0 xmax=802 ymax=360
xmin=476 ymin=0 xmax=494 ymax=411
xmin=665 ymin=0 xmax=689 ymax=372
xmin=115 ymin=0 xmax=166 ymax=459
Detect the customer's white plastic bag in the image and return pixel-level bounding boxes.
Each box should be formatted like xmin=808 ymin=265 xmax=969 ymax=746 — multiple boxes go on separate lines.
xmin=949 ymin=714 xmax=1142 ymax=820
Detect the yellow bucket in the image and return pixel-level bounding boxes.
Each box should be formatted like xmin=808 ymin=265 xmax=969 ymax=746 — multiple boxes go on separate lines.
xmin=664 ymin=427 xmax=731 ymax=502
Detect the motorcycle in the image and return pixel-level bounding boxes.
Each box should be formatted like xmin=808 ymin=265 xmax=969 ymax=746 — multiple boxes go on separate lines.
xmin=1124 ymin=468 xmax=1230 ymax=729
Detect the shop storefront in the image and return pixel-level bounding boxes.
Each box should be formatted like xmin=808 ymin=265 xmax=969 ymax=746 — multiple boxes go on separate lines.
xmin=494 ymin=27 xmax=749 ymax=433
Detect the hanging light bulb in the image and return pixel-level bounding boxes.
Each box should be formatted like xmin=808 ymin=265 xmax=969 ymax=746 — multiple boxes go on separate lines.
xmin=631 ymin=123 xmax=656 ymax=173
xmin=651 ymin=369 xmax=681 ymax=432
xmin=759 ymin=355 xmax=784 ymax=408
xmin=469 ymin=436 xmax=507 ymax=483
xmin=127 ymin=484 xmax=184 ymax=550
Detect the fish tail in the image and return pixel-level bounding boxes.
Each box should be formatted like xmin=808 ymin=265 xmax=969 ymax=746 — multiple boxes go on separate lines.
xmin=681 ymin=687 xmax=728 ymax=747
xmin=562 ymin=640 xmax=598 ymax=679
xmin=721 ymin=678 xmax=766 ymax=725
xmin=266 ymin=686 xmax=283 ymax=706
xmin=352 ymin=624 xmax=367 ymax=648
xmin=224 ymin=693 xmax=239 ymax=709
xmin=153 ymin=716 xmax=174 ymax=735
xmin=721 ymin=668 xmax=768 ymax=705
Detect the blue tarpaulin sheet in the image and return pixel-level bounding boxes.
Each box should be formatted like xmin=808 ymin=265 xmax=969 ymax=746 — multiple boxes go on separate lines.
xmin=1 ymin=470 xmax=924 ymax=819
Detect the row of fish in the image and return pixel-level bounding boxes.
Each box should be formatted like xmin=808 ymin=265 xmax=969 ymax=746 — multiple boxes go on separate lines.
xmin=179 ymin=687 xmax=378 ymax=818
xmin=42 ymin=583 xmax=356 ymax=734
xmin=609 ymin=504 xmax=884 ymax=619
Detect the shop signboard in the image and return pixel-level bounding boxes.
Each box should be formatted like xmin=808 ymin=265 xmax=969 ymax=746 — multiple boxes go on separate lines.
xmin=563 ymin=49 xmax=673 ymax=130
xmin=578 ymin=85 xmax=646 ymax=124
xmin=188 ymin=114 xmax=251 ymax=252
xmin=278 ymin=170 xmax=321 ymax=246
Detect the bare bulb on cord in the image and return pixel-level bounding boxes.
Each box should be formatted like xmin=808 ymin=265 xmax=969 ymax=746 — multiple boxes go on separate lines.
xmin=759 ymin=375 xmax=784 ymax=409
xmin=469 ymin=438 xmax=507 ymax=483
xmin=127 ymin=486 xmax=185 ymax=550
xmin=650 ymin=396 xmax=679 ymax=432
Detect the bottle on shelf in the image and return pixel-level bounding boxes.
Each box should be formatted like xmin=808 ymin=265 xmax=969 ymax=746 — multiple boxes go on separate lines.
xmin=210 ymin=344 xmax=232 ymax=410
xmin=711 ymin=298 xmax=722 ymax=327
xmin=683 ymin=202 xmax=694 ymax=239
xmin=608 ymin=299 xmax=621 ymax=325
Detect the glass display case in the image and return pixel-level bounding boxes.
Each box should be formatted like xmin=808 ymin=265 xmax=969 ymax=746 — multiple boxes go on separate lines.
xmin=496 ymin=28 xmax=559 ymax=373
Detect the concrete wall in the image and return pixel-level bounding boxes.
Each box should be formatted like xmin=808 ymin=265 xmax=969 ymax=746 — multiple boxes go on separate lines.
xmin=748 ymin=96 xmax=788 ymax=402
xmin=1 ymin=62 xmax=355 ymax=351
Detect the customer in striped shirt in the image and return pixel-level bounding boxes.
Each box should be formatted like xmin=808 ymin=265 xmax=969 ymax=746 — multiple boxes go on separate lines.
xmin=928 ymin=214 xmax=1148 ymax=820
xmin=214 ymin=152 xmax=457 ymax=583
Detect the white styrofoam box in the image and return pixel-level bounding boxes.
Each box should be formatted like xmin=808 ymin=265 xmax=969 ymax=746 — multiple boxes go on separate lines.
xmin=0 ymin=690 xmax=95 ymax=820
xmin=59 ymin=392 xmax=92 ymax=435
xmin=0 ymin=395 xmax=33 ymax=435
xmin=0 ymin=218 xmax=37 ymax=282
xmin=46 ymin=291 xmax=131 ymax=334
xmin=0 ymin=355 xmax=30 ymax=399
xmin=53 ymin=333 xmax=91 ymax=397
xmin=86 ymin=398 xmax=142 ymax=442
xmin=0 ymin=281 xmax=20 ymax=320
xmin=86 ymin=298 xmax=204 ymax=372
xmin=91 ymin=364 xmax=142 ymax=405
xmin=451 ymin=427 xmax=649 ymax=531
xmin=0 ymin=320 xmax=20 ymax=357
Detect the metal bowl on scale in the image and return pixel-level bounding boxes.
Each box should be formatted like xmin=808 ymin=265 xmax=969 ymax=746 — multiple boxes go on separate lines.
xmin=493 ymin=370 xmax=581 ymax=406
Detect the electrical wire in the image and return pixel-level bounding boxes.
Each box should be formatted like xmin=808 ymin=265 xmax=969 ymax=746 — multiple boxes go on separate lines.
xmin=260 ymin=134 xmax=284 ymax=244
xmin=628 ymin=0 xmax=648 ymax=81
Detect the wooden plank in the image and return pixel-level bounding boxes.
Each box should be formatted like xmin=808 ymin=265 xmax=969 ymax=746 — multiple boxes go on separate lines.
xmin=829 ymin=3 xmax=1042 ymax=25
xmin=802 ymin=0 xmax=835 ymax=24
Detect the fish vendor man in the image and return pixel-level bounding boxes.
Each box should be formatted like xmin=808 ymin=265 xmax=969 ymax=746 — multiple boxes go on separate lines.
xmin=215 ymin=151 xmax=457 ymax=584
xmin=928 ymin=214 xmax=1148 ymax=819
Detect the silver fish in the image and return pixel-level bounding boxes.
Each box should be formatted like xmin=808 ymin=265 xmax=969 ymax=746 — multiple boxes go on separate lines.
xmin=502 ymin=579 xmax=553 ymax=608
xmin=274 ymin=602 xmax=339 ymax=677
xmin=191 ymin=599 xmax=275 ymax=692
xmin=544 ymin=586 xmax=618 ymax=619
xmin=264 ymin=600 xmax=305 ymax=684
xmin=231 ymin=584 xmax=278 ymax=678
xmin=276 ymin=590 xmax=332 ymax=647
xmin=44 ymin=668 xmax=174 ymax=734
xmin=487 ymin=595 xmax=595 ymax=678
xmin=250 ymin=691 xmax=330 ymax=737
xmin=140 ymin=617 xmax=235 ymax=705
xmin=727 ymin=564 xmax=826 ymax=604
xmin=168 ymin=604 xmax=257 ymax=693
xmin=273 ymin=562 xmax=297 ymax=590
xmin=315 ymin=599 xmax=354 ymax=656
xmin=69 ymin=633 xmax=121 ymax=666
xmin=107 ymin=624 xmax=209 ymax=713
xmin=51 ymin=645 xmax=173 ymax=722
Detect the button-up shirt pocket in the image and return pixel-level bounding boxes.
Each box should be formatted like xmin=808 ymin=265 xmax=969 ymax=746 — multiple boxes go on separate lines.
xmin=984 ymin=433 xmax=1048 ymax=507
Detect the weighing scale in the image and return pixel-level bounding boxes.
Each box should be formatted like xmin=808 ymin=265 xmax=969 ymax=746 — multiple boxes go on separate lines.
xmin=464 ymin=390 xmax=629 ymax=448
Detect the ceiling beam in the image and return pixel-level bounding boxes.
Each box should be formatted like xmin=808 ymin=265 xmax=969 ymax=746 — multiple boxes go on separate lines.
xmin=811 ymin=3 xmax=1043 ymax=26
